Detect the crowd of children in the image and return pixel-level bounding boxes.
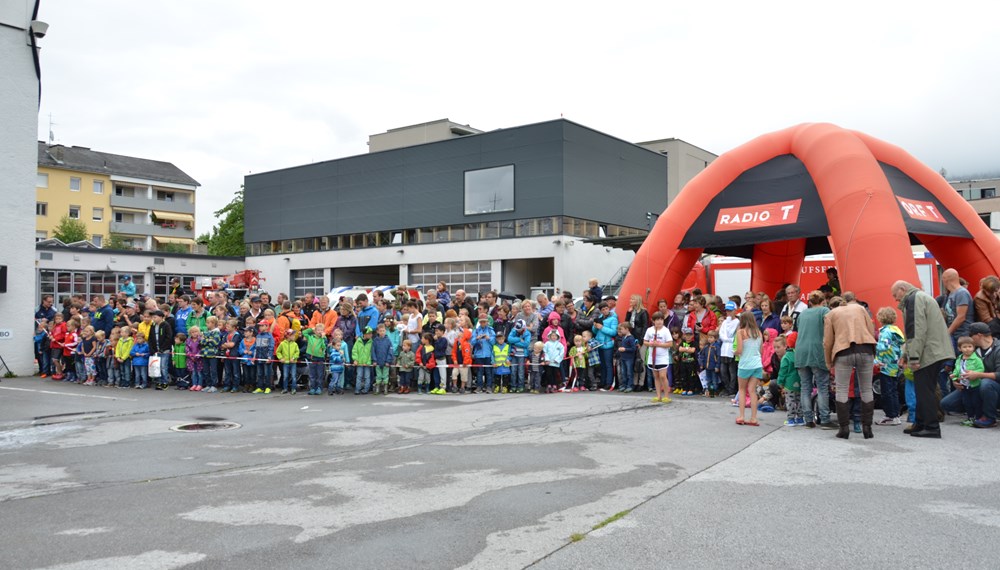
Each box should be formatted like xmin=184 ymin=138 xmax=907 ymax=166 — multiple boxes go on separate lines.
xmin=27 ymin=279 xmax=929 ymax=435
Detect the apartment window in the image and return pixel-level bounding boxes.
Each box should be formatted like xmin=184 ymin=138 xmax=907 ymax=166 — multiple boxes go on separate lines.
xmin=37 ymin=173 xmax=48 ymax=188
xmin=464 ymin=165 xmax=514 ymax=215
xmin=157 ymin=191 xmax=175 ymax=202
xmin=92 ymin=234 xmax=102 ymax=247
xmin=70 ymin=177 xmax=81 ymax=191
xmin=36 ymin=202 xmax=47 ymax=216
xmin=291 ymin=269 xmax=325 ymax=299
xmin=983 ymin=188 xmax=997 ymax=199
xmin=35 ymin=231 xmax=47 ymax=242
xmin=93 ymin=180 xmax=104 ymax=194
xmin=114 ymin=212 xmax=135 ymax=224
xmin=68 ymin=205 xmax=80 ymax=219
xmin=115 ymin=186 xmax=136 ymax=197
xmin=92 ymin=207 xmax=104 ymax=222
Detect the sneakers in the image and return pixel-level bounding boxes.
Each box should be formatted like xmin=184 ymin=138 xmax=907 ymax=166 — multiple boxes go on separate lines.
xmin=207 ymin=387 xmax=219 ymax=393
xmin=783 ymin=419 xmax=798 ymax=427
xmin=253 ymin=388 xmax=263 ymax=394
xmin=853 ymin=420 xmax=862 ymax=433
xmin=795 ymin=418 xmax=805 ymax=426
xmin=264 ymin=388 xmax=271 ymax=394
xmin=290 ymin=389 xmax=297 ymax=395
xmin=876 ymin=417 xmax=901 ymax=426
xmin=974 ymin=417 xmax=997 ymax=428
xmin=281 ymin=389 xmax=288 ymax=394
xmin=660 ymin=396 xmax=671 ymax=404
xmin=961 ymin=419 xmax=975 ymax=427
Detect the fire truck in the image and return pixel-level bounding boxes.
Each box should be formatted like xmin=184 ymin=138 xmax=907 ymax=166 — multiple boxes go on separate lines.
xmin=190 ymin=270 xmax=265 ymax=304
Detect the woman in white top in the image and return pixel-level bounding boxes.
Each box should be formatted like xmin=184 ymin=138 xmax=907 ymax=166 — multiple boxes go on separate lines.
xmin=644 ymin=311 xmax=674 ymax=404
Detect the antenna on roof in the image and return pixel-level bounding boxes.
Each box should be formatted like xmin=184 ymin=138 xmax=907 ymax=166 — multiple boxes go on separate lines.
xmin=47 ymin=113 xmax=56 ymax=146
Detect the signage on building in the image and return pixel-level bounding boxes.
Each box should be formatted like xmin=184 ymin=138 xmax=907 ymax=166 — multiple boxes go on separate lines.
xmin=0 ymin=328 xmax=13 ymax=340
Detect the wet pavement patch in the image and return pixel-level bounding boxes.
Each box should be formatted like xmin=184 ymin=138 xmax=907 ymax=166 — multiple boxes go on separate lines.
xmin=33 ymin=411 xmax=106 ymax=421
xmin=170 ymin=422 xmax=242 ymax=432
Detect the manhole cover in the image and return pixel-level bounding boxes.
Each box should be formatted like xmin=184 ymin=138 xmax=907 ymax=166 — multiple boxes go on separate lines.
xmin=170 ymin=421 xmax=242 ymax=432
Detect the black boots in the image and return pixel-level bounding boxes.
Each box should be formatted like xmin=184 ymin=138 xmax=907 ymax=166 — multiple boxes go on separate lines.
xmin=861 ymin=400 xmax=875 ymax=440
xmin=836 ymin=401 xmax=851 ymax=439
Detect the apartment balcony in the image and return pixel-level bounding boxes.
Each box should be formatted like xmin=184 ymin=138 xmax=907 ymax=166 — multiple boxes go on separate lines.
xmin=110 ymin=193 xmax=195 ymax=215
xmin=111 ymin=221 xmax=195 ymax=238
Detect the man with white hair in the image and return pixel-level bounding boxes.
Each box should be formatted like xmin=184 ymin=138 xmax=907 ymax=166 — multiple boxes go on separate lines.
xmin=782 ymin=284 xmax=808 ymax=330
xmin=892 ymin=280 xmax=955 ymax=438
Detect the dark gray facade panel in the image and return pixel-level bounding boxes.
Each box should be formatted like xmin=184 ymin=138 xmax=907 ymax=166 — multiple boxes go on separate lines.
xmin=244 ymin=119 xmax=666 ymax=243
xmin=561 ymin=122 xmax=666 ymax=229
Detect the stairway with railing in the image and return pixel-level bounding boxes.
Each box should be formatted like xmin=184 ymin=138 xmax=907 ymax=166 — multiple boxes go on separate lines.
xmin=602 ymin=265 xmax=630 ymax=298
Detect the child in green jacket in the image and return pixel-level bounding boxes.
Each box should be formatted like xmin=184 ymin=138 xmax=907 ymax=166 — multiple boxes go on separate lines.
xmin=774 ymin=335 xmax=802 ymax=427
xmin=276 ymin=329 xmax=300 ymax=394
xmin=953 ymin=336 xmax=985 ymax=426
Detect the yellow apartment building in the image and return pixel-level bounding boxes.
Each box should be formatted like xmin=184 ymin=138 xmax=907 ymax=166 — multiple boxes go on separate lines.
xmin=36 ymin=142 xmax=200 ymax=251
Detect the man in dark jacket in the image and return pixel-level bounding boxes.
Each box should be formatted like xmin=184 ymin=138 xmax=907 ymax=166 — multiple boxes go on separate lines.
xmin=90 ymin=295 xmax=115 ymax=338
xmin=148 ymin=310 xmax=175 ymax=390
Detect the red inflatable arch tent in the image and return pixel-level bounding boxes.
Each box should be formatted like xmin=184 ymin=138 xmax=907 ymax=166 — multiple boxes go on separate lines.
xmin=618 ymin=123 xmax=1000 ymax=316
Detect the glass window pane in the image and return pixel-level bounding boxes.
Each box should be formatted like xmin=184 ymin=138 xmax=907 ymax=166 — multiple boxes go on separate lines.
xmin=464 ymin=165 xmax=514 ymax=215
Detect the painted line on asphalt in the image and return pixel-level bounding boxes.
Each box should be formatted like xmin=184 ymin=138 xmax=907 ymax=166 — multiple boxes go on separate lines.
xmin=0 ymin=386 xmax=138 ymax=401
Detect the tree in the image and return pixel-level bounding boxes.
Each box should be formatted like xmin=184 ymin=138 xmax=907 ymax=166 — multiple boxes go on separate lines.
xmin=105 ymin=233 xmax=130 ymax=250
xmin=52 ymin=215 xmax=88 ymax=243
xmin=205 ymin=187 xmax=245 ymax=257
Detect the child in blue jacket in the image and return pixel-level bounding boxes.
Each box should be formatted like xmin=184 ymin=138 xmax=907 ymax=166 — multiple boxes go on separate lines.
xmin=130 ymin=333 xmax=150 ymax=389
xmin=699 ymin=329 xmax=722 ymax=397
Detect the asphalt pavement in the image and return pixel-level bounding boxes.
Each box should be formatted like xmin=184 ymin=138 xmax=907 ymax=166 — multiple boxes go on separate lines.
xmin=1 ymin=376 xmax=997 ymax=570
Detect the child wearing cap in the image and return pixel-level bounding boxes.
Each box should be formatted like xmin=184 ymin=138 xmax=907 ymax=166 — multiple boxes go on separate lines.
xmin=472 ymin=316 xmax=496 ymax=393
xmin=508 ymin=319 xmax=532 ymax=393
xmin=276 ymin=329 xmax=300 ymax=394
xmin=718 ymin=301 xmax=740 ymax=396
xmin=352 ymin=326 xmax=374 ymax=395
xmin=253 ymin=321 xmax=274 ymax=394
xmin=492 ymin=332 xmax=512 ymax=393
xmin=677 ymin=327 xmax=699 ymax=396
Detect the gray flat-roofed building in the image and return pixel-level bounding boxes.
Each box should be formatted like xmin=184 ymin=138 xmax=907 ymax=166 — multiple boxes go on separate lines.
xmin=244 ymin=119 xmax=708 ymax=300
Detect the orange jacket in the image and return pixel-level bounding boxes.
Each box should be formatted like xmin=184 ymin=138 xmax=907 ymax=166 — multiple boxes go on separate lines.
xmin=453 ymin=328 xmax=472 ymax=365
xmin=308 ymin=307 xmax=339 ymax=336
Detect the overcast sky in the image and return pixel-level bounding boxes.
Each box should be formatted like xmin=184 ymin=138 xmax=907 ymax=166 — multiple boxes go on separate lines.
xmin=35 ymin=1 xmax=1000 ymax=235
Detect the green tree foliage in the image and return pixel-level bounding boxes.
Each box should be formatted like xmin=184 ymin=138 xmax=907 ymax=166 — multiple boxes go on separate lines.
xmin=205 ymin=187 xmax=245 ymax=257
xmin=52 ymin=215 xmax=88 ymax=243
xmin=158 ymin=243 xmax=190 ymax=254
xmin=105 ymin=233 xmax=130 ymax=250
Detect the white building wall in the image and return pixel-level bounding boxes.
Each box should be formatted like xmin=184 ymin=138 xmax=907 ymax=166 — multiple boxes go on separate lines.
xmin=0 ymin=2 xmax=40 ymax=375
xmin=36 ymin=248 xmax=246 ymax=298
xmin=248 ymin=236 xmax=634 ymax=300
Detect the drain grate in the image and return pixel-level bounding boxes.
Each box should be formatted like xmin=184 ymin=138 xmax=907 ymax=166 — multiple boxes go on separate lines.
xmin=170 ymin=421 xmax=241 ymax=432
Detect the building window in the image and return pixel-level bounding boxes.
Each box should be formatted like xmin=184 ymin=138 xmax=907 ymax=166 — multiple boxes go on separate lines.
xmin=464 ymin=165 xmax=514 ymax=215
xmin=409 ymin=261 xmax=493 ymax=301
xmin=38 ymin=270 xmax=145 ymax=304
xmin=68 ymin=205 xmax=80 ymax=219
xmin=92 ymin=207 xmax=104 ymax=221
xmin=36 ymin=231 xmax=47 ymax=242
xmin=36 ymin=202 xmax=47 ymax=216
xmin=115 ymin=186 xmax=135 ymax=197
xmin=93 ymin=180 xmax=104 ymax=194
xmin=37 ymin=173 xmax=48 ymax=188
xmin=983 ymin=188 xmax=997 ymax=199
xmin=92 ymin=234 xmax=103 ymax=247
xmin=157 ymin=191 xmax=175 ymax=202
xmin=70 ymin=177 xmax=81 ymax=191
xmin=291 ymin=269 xmax=325 ymax=299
